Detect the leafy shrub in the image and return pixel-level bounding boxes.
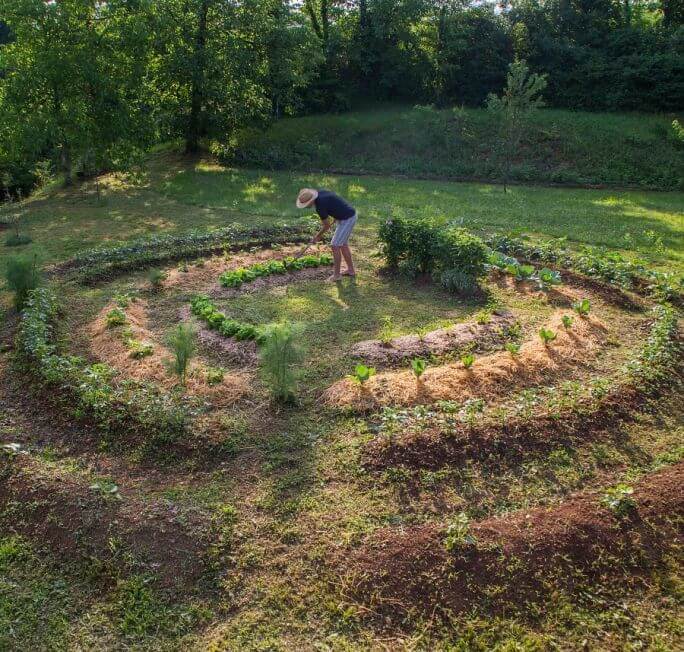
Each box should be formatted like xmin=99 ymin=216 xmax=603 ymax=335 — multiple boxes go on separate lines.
xmin=573 ymin=299 xmax=591 ymax=317
xmin=379 ymin=216 xmax=488 ymax=283
xmin=165 ymin=324 xmax=196 ymax=385
xmin=259 ymin=322 xmax=305 ymax=403
xmin=411 ymin=358 xmax=427 ymax=379
xmin=4 ymin=233 xmax=32 ymax=247
xmin=106 ymin=308 xmax=127 ymax=328
xmin=5 ymin=254 xmax=41 ymax=310
xmin=16 ymin=288 xmax=186 ymax=447
xmin=351 ymin=364 xmax=376 ymax=385
xmin=601 ymin=484 xmax=636 ymax=517
xmin=444 ymin=513 xmax=476 ymax=551
xmin=539 ymin=327 xmax=557 ymax=345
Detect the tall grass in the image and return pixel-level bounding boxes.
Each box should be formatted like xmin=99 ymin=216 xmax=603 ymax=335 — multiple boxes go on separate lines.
xmin=5 ymin=254 xmax=41 ymax=310
xmin=259 ymin=322 xmax=305 ymax=404
xmin=165 ymin=323 xmax=196 ymax=385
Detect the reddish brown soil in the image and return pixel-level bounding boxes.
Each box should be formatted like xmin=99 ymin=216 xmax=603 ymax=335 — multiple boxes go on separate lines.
xmin=339 ymin=462 xmax=684 ymax=619
xmin=0 ymin=454 xmax=214 ymax=589
xmin=362 ymin=384 xmax=643 ymax=471
xmin=350 ymin=311 xmax=516 ymax=366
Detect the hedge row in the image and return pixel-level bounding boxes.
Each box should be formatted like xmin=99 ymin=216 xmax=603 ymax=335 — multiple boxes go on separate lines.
xmin=17 ymin=288 xmax=187 ymax=448
xmin=55 ymin=219 xmax=318 ymax=284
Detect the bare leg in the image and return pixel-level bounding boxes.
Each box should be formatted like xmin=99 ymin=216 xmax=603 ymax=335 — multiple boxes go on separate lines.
xmin=329 ymin=246 xmax=342 ymax=281
xmin=340 ymin=245 xmax=355 ymax=276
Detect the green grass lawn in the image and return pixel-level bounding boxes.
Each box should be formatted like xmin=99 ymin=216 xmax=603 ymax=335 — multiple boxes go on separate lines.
xmin=223 ymin=104 xmax=684 ymax=190
xmin=1 ymin=153 xmax=682 ymax=288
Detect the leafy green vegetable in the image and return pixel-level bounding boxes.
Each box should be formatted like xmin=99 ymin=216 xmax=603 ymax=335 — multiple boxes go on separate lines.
xmin=573 ymin=298 xmax=591 ymax=317
xmin=105 ymin=308 xmax=127 ymax=328
xmin=601 ymin=484 xmax=636 ymax=517
xmin=505 ymin=342 xmax=521 ymax=356
xmin=351 ymin=364 xmax=376 ymax=385
xmin=562 ymin=315 xmax=574 ymax=329
xmin=461 ymin=353 xmax=475 ymax=369
xmin=539 ymin=327 xmax=557 ymax=345
xmin=444 ymin=513 xmax=476 ymax=551
xmin=411 ymin=358 xmax=427 ymax=378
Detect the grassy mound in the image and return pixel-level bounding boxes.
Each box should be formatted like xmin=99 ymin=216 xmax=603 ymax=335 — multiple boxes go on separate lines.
xmin=222 ymin=105 xmax=684 ymax=190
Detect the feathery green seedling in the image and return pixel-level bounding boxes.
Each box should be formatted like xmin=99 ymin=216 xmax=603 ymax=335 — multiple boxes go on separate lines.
xmin=259 ymin=322 xmax=305 ymax=403
xmin=5 ymin=253 xmax=41 ymax=310
xmin=573 ymin=298 xmax=591 ymax=317
xmin=149 ymin=268 xmax=167 ymax=290
xmin=562 ymin=315 xmax=574 ymax=329
xmin=411 ymin=358 xmax=427 ymax=379
xmin=539 ymin=327 xmax=557 ymax=345
xmin=165 ymin=323 xmax=196 ymax=385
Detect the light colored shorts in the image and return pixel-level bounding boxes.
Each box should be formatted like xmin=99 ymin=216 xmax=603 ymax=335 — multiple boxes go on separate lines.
xmin=331 ymin=213 xmax=357 ymax=247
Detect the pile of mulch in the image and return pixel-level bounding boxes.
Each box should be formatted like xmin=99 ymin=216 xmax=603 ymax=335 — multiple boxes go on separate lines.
xmin=0 ymin=454 xmax=214 ymax=589
xmin=350 ymin=311 xmax=516 ymax=366
xmin=325 ymin=311 xmax=607 ymax=411
xmin=337 ymin=461 xmax=684 ymax=619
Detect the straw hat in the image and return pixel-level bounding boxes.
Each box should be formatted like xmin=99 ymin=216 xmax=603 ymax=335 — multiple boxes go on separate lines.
xmin=296 ymin=188 xmax=318 ymax=209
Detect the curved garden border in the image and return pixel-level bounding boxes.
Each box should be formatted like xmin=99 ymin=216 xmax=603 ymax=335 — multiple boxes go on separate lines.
xmin=336 ymin=461 xmax=684 ymax=620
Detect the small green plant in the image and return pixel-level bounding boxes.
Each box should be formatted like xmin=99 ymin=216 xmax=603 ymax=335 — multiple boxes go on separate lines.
xmin=105 ymin=308 xmax=127 ymax=328
xmin=539 ymin=327 xmax=557 ymax=345
xmin=4 ymin=233 xmax=32 ymax=247
xmin=5 ymin=254 xmax=41 ymax=310
xmin=573 ymin=298 xmax=591 ymax=317
xmin=149 ymin=268 xmax=167 ymax=290
xmin=505 ymin=342 xmax=521 ymax=357
xmin=165 ymin=323 xmax=196 ymax=385
xmin=515 ymin=264 xmax=535 ymax=281
xmin=537 ymin=267 xmax=562 ymax=289
xmin=601 ymin=484 xmax=636 ymax=517
xmin=259 ymin=322 xmax=305 ymax=403
xmin=205 ymin=367 xmax=225 ymax=386
xmin=475 ymin=310 xmax=491 ymax=325
xmin=411 ymin=358 xmax=427 ymax=379
xmin=351 ymin=364 xmax=376 ymax=386
xmin=128 ymin=340 xmax=154 ymax=359
xmin=562 ymin=315 xmax=574 ymax=329
xmin=444 ymin=512 xmax=476 ymax=551
xmin=379 ymin=316 xmax=393 ymax=347
xmin=461 ymin=353 xmax=475 ymax=369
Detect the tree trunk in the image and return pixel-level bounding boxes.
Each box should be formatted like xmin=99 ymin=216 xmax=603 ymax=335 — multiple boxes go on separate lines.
xmin=186 ymin=0 xmax=209 ymax=154
xmin=61 ymin=144 xmax=72 ymax=186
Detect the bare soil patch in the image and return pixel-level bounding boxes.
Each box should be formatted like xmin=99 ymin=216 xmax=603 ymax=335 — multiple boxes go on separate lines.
xmin=350 ymin=311 xmax=516 ymax=365
xmin=0 ymin=454 xmax=215 ymax=589
xmin=339 ymin=461 xmax=684 ymax=619
xmin=325 ymin=311 xmax=608 ymax=411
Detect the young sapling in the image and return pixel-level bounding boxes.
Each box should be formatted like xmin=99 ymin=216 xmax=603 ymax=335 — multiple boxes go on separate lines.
xmin=411 ymin=358 xmax=427 ymax=380
xmin=461 ymin=353 xmax=475 ymax=369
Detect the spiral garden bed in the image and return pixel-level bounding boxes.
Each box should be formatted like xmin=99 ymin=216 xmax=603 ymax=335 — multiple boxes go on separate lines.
xmin=4 ymin=218 xmax=682 ymax=640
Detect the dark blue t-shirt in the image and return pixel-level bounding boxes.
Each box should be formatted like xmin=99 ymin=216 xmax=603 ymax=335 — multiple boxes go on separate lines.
xmin=314 ymin=189 xmax=355 ymax=221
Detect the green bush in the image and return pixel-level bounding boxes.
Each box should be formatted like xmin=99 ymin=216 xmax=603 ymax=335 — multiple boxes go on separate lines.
xmin=258 ymin=322 xmax=305 ymax=403
xmin=379 ymin=216 xmax=488 ymax=286
xmin=5 ymin=254 xmax=41 ymax=310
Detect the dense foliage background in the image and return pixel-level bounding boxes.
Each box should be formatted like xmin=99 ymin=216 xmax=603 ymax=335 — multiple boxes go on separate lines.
xmin=0 ymin=1 xmax=682 ymax=195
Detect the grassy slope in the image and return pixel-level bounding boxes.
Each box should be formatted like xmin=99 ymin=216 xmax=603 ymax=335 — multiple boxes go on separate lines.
xmin=225 ymin=105 xmax=684 ymax=190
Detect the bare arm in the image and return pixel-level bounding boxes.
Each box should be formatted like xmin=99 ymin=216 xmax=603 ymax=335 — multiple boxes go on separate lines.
xmin=311 ymin=218 xmax=332 ymax=243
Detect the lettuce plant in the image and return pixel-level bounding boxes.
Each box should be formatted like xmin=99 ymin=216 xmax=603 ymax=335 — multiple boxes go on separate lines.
xmin=562 ymin=315 xmax=574 ymax=329
xmin=351 ymin=364 xmax=376 ymax=385
xmin=539 ymin=327 xmax=557 ymax=345
xmin=505 ymin=342 xmax=521 ymax=356
xmin=105 ymin=308 xmax=127 ymax=328
xmin=461 ymin=353 xmax=475 ymax=369
xmin=537 ymin=267 xmax=562 ymax=289
xmin=411 ymin=358 xmax=427 ymax=379
xmin=601 ymin=484 xmax=636 ymax=517
xmin=573 ymin=298 xmax=591 ymax=317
